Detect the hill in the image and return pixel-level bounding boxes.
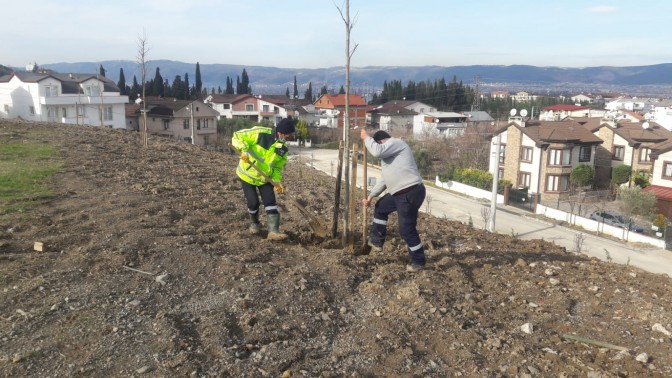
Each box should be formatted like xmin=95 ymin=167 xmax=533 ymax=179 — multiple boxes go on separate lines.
xmin=1 ymin=119 xmax=672 ymax=376
xmin=17 ymin=60 xmax=672 ymax=97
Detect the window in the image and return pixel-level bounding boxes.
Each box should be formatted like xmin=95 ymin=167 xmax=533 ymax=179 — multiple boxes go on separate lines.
xmin=4 ymin=104 xmax=10 ymax=113
xmin=520 ymin=147 xmax=533 ymax=162
xmin=85 ymin=85 xmax=101 ymax=96
xmin=613 ymin=146 xmax=625 ymax=160
xmin=163 ymin=119 xmax=170 ymax=130
xmin=183 ymin=119 xmax=190 ymax=129
xmin=103 ymin=106 xmax=113 ymax=121
xmin=44 ymin=86 xmax=58 ymax=97
xmin=498 ymin=168 xmax=504 ymax=179
xmin=197 ymin=119 xmax=201 ymax=129
xmin=47 ymin=107 xmax=57 ymax=118
xmin=223 ymin=104 xmax=231 ymax=109
xmin=245 ymin=104 xmax=254 ymax=112
xmin=548 ymin=148 xmax=571 ymax=166
xmin=77 ymin=105 xmax=85 ymax=116
xmin=202 ymin=119 xmax=209 ymax=128
xmin=546 ymin=174 xmax=570 ymax=192
xmin=61 ymin=107 xmax=67 ymax=117
xmin=639 ymin=148 xmax=651 ymax=163
xmin=263 ymin=105 xmax=270 ymax=112
xmin=663 ymin=161 xmax=672 ymax=179
xmin=518 ymin=172 xmax=531 ymax=188
xmin=498 ymin=144 xmax=506 ymax=164
xmin=579 ymin=146 xmax=591 ymax=162
xmin=29 ymin=106 xmax=35 ymax=115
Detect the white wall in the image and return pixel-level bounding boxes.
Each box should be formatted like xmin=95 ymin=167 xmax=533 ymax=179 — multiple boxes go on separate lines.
xmin=536 ymin=204 xmax=665 ymax=248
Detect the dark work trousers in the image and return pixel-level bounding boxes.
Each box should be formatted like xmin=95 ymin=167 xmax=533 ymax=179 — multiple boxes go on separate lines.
xmin=370 ymin=184 xmax=426 ymax=265
xmin=240 ymin=180 xmax=279 ymax=215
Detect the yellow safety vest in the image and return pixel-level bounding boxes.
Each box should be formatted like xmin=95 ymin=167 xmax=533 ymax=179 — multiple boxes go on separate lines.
xmin=231 ymin=126 xmax=288 ymax=186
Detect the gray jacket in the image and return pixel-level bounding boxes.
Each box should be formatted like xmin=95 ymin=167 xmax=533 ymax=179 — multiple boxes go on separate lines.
xmin=364 ymin=136 xmax=423 ymax=198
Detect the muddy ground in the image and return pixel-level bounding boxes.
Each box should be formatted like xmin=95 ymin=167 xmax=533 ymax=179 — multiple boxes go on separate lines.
xmin=1 ymin=120 xmax=672 ymax=377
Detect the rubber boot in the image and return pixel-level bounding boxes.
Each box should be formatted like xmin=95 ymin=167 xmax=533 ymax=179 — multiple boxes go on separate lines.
xmin=267 ymin=213 xmax=288 ymax=241
xmin=249 ymin=213 xmax=261 ymax=235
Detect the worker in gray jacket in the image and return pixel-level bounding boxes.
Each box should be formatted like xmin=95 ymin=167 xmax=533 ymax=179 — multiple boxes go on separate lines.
xmin=360 ymin=129 xmax=427 ymax=272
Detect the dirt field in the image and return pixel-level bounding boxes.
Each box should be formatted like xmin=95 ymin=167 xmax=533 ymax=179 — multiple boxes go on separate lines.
xmin=1 ymin=120 xmax=672 ymax=377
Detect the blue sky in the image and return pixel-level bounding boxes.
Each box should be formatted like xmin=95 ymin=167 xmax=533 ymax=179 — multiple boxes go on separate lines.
xmin=3 ymin=0 xmax=671 ymax=69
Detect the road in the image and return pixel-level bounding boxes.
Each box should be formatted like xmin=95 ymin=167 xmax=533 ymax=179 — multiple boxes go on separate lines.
xmin=292 ymin=147 xmax=672 ymax=277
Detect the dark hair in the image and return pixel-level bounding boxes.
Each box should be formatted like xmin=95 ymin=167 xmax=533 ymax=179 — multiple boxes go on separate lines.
xmin=373 ymin=130 xmax=391 ymax=143
xmin=276 ymin=118 xmax=296 ymax=134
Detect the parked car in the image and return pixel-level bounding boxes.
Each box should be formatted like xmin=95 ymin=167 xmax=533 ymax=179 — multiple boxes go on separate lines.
xmin=589 ymin=211 xmax=644 ymax=232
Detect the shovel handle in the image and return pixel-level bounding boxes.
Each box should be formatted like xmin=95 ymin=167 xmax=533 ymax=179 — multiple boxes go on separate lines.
xmin=238 ymin=150 xmax=280 ymax=188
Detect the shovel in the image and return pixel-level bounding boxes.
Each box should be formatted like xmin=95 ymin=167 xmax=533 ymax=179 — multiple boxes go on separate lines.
xmin=242 ymin=154 xmax=329 ymax=237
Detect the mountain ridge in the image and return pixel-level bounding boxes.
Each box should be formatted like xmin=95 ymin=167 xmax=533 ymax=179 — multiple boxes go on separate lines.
xmin=9 ymin=60 xmax=672 ymax=96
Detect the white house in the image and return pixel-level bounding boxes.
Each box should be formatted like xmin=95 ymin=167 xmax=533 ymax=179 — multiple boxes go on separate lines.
xmin=0 ymin=71 xmax=129 ymax=129
xmin=645 ymin=100 xmax=672 ymax=131
xmin=412 ymin=111 xmax=468 ymax=139
xmin=604 ymin=97 xmax=655 ymax=113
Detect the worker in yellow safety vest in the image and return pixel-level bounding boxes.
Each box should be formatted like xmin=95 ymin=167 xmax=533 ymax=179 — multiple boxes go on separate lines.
xmin=232 ymin=118 xmax=296 ymax=240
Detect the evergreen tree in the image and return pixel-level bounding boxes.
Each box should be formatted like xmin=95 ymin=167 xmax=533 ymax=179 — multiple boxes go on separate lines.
xmin=240 ymin=69 xmax=251 ymax=94
xmin=184 ymin=73 xmax=190 ymax=100
xmin=218 ymin=86 xmax=222 ymax=94
xmin=226 ymin=77 xmax=234 ymax=94
xmin=286 ymin=88 xmax=290 ymax=97
xmin=171 ymin=75 xmax=184 ymax=100
xmin=163 ymin=79 xmax=171 ymax=98
xmin=339 ymin=85 xmax=345 ymax=94
xmin=304 ymin=82 xmax=313 ymax=101
xmin=131 ymin=76 xmax=141 ymax=100
xmin=152 ymin=67 xmax=164 ymax=97
xmin=117 ymin=68 xmax=127 ymax=96
xmin=320 ymin=85 xmax=328 ymax=95
xmin=99 ymin=64 xmax=106 ymax=77
xmin=236 ymin=76 xmax=241 ymax=94
xmin=195 ymin=62 xmax=202 ymax=98
xmin=293 ymin=75 xmax=298 ymax=99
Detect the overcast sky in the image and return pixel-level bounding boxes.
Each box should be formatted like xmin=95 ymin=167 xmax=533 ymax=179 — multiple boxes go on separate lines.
xmin=3 ymin=0 xmax=670 ymax=69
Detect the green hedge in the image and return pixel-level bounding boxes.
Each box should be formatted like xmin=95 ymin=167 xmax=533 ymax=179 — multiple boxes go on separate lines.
xmin=439 ymin=166 xmax=511 ymax=193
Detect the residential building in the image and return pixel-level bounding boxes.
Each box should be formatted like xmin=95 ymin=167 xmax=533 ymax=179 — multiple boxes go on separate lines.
xmin=413 ymin=111 xmax=468 ymax=139
xmin=388 ymin=100 xmax=437 ymax=114
xmin=489 ymin=117 xmax=603 ymax=203
xmin=367 ymin=101 xmax=417 ymax=132
xmin=313 ymin=93 xmax=367 ymax=129
xmin=491 ymin=91 xmax=509 ymax=99
xmin=570 ymin=94 xmax=597 ymax=104
xmin=581 ymin=118 xmax=672 ymax=189
xmin=0 ymin=71 xmax=129 ymax=129
xmin=204 ymin=93 xmax=310 ymax=125
xmin=126 ymin=98 xmax=218 ymax=146
xmin=539 ymin=105 xmax=594 ymax=121
xmin=645 ymin=139 xmax=672 ymax=218
xmin=645 ymin=99 xmax=672 ymax=131
xmin=463 ymin=111 xmax=495 ymax=125
xmin=604 ymin=97 xmax=655 ymax=113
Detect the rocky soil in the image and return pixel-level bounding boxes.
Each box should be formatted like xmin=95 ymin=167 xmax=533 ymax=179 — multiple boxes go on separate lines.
xmin=1 ymin=120 xmax=672 ymax=377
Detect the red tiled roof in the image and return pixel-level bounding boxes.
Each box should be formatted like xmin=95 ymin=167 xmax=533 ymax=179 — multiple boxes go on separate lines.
xmin=643 ymin=185 xmax=672 ymax=201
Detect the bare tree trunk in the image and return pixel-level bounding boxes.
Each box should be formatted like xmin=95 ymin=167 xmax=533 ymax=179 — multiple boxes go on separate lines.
xmin=136 ymin=30 xmax=150 ymax=147
xmin=336 ymin=0 xmax=359 ymax=245
xmin=331 ymin=141 xmax=344 ymax=238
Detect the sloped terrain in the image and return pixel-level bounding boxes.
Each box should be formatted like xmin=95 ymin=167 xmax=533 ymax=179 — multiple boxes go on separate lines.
xmin=1 ymin=120 xmax=672 ymax=377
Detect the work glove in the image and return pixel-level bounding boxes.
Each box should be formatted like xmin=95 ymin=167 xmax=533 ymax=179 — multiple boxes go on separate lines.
xmin=240 ymin=152 xmax=250 ymax=163
xmin=274 ymin=183 xmax=285 ymax=194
